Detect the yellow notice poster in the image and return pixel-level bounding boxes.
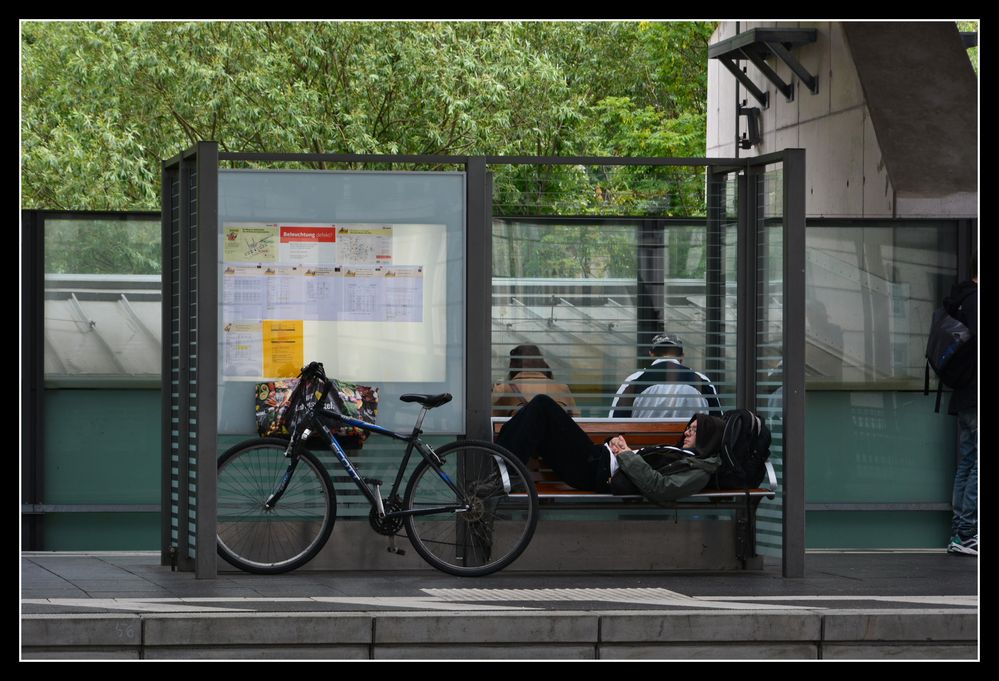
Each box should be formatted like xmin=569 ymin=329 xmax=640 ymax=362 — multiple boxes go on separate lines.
xmin=262 ymin=320 xmax=304 ymax=378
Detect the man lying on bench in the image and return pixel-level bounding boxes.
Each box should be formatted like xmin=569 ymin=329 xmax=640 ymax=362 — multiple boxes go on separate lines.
xmin=496 ymin=394 xmax=723 ymax=505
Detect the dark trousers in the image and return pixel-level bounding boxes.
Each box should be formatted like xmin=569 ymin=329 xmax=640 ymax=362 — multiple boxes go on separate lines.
xmin=496 ymin=394 xmax=611 ymax=493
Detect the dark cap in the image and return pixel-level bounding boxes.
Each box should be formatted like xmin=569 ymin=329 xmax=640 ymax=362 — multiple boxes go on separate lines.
xmin=651 ymin=333 xmax=682 ymax=350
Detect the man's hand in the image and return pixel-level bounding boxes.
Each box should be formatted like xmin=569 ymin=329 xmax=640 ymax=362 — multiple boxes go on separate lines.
xmin=608 ymin=435 xmax=631 ymax=457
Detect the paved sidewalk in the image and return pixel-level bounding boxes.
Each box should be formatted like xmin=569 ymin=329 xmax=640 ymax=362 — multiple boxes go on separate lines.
xmin=22 ymin=551 xmax=979 ymax=659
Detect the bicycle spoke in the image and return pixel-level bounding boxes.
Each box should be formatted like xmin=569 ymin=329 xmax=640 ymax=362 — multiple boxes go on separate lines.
xmin=217 ymin=440 xmax=335 ymax=574
xmin=404 ymin=441 xmax=537 ymax=576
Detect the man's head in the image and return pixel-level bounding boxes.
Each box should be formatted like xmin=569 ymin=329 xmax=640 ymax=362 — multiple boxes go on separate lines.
xmin=650 ymin=333 xmax=683 ymax=358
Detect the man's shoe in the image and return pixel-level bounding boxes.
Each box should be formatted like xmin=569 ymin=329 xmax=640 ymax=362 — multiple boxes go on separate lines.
xmin=948 ymin=534 xmax=978 ymax=556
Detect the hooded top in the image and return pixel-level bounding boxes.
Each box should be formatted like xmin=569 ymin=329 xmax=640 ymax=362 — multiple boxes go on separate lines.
xmin=681 ymin=413 xmax=725 ymax=458
xmin=614 ymin=412 xmax=724 ymax=505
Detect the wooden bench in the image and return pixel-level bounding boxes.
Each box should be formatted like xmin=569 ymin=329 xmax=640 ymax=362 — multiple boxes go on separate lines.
xmin=492 ymin=417 xmax=778 ymax=569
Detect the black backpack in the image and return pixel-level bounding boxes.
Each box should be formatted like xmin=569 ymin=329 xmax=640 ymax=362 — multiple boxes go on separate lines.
xmin=711 ymin=409 xmax=771 ymax=489
xmin=924 ymin=291 xmax=975 ymax=412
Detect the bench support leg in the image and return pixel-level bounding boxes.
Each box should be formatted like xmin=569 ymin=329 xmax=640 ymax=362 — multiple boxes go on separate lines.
xmin=734 ymin=495 xmax=764 ymax=569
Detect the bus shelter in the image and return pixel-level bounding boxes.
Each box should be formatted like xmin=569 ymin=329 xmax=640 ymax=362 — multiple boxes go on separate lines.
xmin=161 ymin=143 xmax=805 ymax=577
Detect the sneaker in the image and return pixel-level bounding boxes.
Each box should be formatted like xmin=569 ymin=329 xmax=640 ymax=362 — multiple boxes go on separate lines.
xmin=948 ymin=534 xmax=978 ymax=556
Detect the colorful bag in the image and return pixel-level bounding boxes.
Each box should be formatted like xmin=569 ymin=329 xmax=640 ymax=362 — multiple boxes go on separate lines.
xmin=255 ymin=373 xmax=379 ymax=443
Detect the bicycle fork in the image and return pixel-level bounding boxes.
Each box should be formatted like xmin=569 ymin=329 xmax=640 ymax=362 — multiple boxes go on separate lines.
xmin=263 ymin=434 xmax=306 ymax=510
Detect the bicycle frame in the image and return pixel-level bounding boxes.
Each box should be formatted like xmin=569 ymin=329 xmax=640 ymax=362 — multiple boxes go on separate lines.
xmin=274 ymin=390 xmax=470 ymax=522
xmin=218 ymin=369 xmax=538 ymax=576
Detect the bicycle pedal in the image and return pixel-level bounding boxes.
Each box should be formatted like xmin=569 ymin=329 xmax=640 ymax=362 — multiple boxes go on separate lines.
xmin=387 ymin=534 xmax=406 ymax=556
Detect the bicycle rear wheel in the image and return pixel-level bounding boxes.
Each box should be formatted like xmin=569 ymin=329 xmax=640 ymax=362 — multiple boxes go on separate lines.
xmin=216 ymin=438 xmax=336 ymax=574
xmin=403 ymin=440 xmax=538 ymax=576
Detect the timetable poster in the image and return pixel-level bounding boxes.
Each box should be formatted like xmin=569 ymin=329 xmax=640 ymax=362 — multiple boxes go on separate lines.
xmin=223 ymin=265 xmax=265 ymax=325
xmin=222 ymin=222 xmax=432 ymax=380
xmin=303 ymin=266 xmax=341 ymax=321
xmin=222 ymin=321 xmax=263 ymax=377
xmin=383 ymin=266 xmax=424 ymax=322
xmin=262 ymin=264 xmax=308 ymax=320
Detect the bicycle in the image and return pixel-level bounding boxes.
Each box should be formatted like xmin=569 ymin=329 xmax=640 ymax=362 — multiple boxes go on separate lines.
xmin=216 ymin=362 xmax=539 ymax=577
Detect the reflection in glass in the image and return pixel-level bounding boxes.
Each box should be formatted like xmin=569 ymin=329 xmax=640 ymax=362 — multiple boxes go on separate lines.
xmin=43 ymin=218 xmax=162 ymax=381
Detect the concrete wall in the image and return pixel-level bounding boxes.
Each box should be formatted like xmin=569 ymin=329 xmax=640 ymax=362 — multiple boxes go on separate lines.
xmin=707 ymin=21 xmax=976 ymax=219
xmin=294 ymin=518 xmax=760 ymax=572
xmin=22 ymin=609 xmax=978 ymax=659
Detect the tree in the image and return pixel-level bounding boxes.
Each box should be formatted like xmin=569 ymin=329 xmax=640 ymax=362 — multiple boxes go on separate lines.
xmin=44 ymin=219 xmax=161 ymax=274
xmin=22 ymin=21 xmax=715 ymax=214
xmin=22 ymin=21 xmax=595 ymax=210
xmin=23 ymin=21 xmax=717 ymax=282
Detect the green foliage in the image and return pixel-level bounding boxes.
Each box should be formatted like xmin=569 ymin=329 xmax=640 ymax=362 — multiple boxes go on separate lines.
xmin=957 ymin=20 xmax=979 ymax=74
xmin=494 ymin=222 xmax=636 ymax=279
xmin=491 ymin=21 xmax=715 ymax=218
xmin=22 ymin=21 xmax=714 ymax=213
xmin=22 ymin=21 xmax=716 ymax=278
xmin=45 ymin=219 xmax=161 ymax=274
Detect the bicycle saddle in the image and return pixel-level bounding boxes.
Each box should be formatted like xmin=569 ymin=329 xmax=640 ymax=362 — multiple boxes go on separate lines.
xmin=400 ymin=393 xmax=453 ymax=409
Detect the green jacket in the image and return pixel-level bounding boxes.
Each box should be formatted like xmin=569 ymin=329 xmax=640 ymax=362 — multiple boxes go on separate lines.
xmin=615 ymin=449 xmax=720 ymax=506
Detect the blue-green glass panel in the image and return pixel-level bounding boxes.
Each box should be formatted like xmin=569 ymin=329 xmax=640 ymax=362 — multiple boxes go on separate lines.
xmin=44 ymin=389 xmax=161 ymax=505
xmin=42 ymin=513 xmax=161 ymax=551
xmin=806 ymin=391 xmax=955 ymax=503
xmin=806 ymin=511 xmax=952 ymax=549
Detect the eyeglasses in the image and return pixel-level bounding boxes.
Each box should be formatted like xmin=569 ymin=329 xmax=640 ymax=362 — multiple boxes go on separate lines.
xmin=684 ymin=424 xmax=698 ymax=434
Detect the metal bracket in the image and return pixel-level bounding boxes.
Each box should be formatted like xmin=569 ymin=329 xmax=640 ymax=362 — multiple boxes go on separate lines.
xmin=710 ymin=28 xmax=819 ymax=107
xmin=718 ymin=57 xmax=769 ymax=108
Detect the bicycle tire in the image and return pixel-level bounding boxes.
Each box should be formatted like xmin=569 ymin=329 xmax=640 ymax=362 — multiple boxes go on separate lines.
xmin=403 ymin=440 xmax=538 ymax=577
xmin=216 ymin=437 xmax=336 ymax=574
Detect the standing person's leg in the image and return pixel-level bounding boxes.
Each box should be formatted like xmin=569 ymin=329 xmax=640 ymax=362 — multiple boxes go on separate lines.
xmin=950 ymin=408 xmax=978 ymax=553
xmin=497 ymin=395 xmax=610 ymax=491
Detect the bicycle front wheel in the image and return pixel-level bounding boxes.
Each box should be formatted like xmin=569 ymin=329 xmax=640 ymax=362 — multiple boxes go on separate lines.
xmin=216 ymin=438 xmax=336 ymax=574
xmin=403 ymin=440 xmax=538 ymax=577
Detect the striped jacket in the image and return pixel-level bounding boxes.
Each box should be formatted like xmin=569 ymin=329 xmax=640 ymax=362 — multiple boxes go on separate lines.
xmin=609 ymin=358 xmax=720 ymax=419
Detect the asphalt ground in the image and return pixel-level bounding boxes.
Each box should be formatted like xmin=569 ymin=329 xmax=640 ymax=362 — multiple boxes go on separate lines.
xmin=22 ymin=550 xmax=979 ymax=616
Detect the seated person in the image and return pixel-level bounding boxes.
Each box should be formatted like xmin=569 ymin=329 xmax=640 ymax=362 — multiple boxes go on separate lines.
xmin=610 ymin=333 xmax=720 ymax=419
xmin=492 ymin=344 xmax=577 ymax=417
xmin=496 ymin=394 xmax=722 ymax=503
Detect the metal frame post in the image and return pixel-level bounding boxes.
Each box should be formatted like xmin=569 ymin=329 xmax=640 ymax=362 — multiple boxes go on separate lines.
xmin=175 ymin=151 xmax=193 ymax=572
xmin=736 ymin=167 xmax=760 ymax=409
xmin=162 ymin=143 xmax=219 ymax=575
xmin=781 ymin=148 xmax=807 ymax=578
xmin=195 ymin=141 xmax=219 ymax=578
xmin=22 ymin=210 xmax=44 ymax=551
xmin=160 ymin=163 xmax=176 ymax=567
xmin=637 ymin=220 xmax=664 ymax=357
xmin=465 ymin=157 xmax=491 ymax=441
xmin=705 ymin=169 xmax=727 ymax=384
